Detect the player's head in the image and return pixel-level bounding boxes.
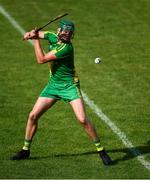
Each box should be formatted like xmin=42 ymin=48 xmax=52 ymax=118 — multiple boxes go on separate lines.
xmin=57 ymin=20 xmax=75 ymax=42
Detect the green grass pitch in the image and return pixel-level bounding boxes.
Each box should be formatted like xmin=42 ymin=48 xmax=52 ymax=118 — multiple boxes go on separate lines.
xmin=0 ymin=0 xmax=150 ymax=178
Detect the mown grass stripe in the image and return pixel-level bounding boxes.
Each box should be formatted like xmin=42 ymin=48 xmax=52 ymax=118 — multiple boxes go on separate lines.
xmin=0 ymin=4 xmax=149 ymax=171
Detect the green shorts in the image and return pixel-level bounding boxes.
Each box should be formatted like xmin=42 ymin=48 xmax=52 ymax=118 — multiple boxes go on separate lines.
xmin=40 ymin=81 xmax=82 ymax=102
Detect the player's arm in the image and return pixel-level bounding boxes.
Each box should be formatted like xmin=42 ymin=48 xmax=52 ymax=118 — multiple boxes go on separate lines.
xmin=33 ymin=38 xmax=71 ymax=64
xmin=33 ymin=39 xmax=56 ymax=64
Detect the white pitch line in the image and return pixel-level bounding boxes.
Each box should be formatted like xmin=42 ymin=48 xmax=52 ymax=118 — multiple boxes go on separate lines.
xmin=0 ymin=5 xmax=149 ymax=171
xmin=0 ymin=5 xmax=33 ymax=45
xmin=0 ymin=6 xmax=25 ymax=35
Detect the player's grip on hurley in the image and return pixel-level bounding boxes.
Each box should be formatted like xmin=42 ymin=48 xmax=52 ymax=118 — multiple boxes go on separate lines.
xmin=23 ymin=13 xmax=68 ymax=41
xmin=23 ymin=29 xmax=38 ymax=40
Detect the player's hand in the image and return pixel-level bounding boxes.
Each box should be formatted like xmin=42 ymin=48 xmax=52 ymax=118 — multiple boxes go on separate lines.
xmin=23 ymin=32 xmax=31 ymax=40
xmin=23 ymin=29 xmax=38 ymax=40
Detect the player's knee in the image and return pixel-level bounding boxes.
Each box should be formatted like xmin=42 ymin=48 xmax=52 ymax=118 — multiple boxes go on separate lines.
xmin=28 ymin=111 xmax=38 ymax=123
xmin=78 ymin=117 xmax=88 ymax=126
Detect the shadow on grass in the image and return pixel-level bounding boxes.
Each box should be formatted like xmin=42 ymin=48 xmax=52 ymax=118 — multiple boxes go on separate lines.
xmin=30 ymin=151 xmax=97 ymax=160
xmin=30 ymin=141 xmax=150 ymax=165
xmin=107 ymin=142 xmax=150 ymax=164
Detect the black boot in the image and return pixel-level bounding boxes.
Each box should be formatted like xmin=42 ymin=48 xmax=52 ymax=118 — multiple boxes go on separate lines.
xmin=11 ymin=149 xmax=30 ymax=160
xmin=98 ymin=149 xmax=112 ymax=165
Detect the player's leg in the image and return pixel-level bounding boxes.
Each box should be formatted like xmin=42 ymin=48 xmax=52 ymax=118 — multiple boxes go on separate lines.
xmin=69 ymin=98 xmax=112 ymax=165
xmin=69 ymin=98 xmax=99 ymax=140
xmin=25 ymin=97 xmax=57 ymax=141
xmin=11 ymin=97 xmax=57 ymax=160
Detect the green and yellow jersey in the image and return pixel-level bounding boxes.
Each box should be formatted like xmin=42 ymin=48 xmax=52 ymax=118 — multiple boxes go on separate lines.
xmin=44 ymin=31 xmax=79 ymax=84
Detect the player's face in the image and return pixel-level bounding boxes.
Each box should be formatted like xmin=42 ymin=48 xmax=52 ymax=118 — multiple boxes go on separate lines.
xmin=58 ymin=29 xmax=73 ymax=42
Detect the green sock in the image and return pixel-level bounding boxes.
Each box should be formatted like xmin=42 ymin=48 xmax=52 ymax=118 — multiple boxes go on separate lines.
xmin=94 ymin=139 xmax=104 ymax=152
xmin=22 ymin=139 xmax=32 ymax=150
